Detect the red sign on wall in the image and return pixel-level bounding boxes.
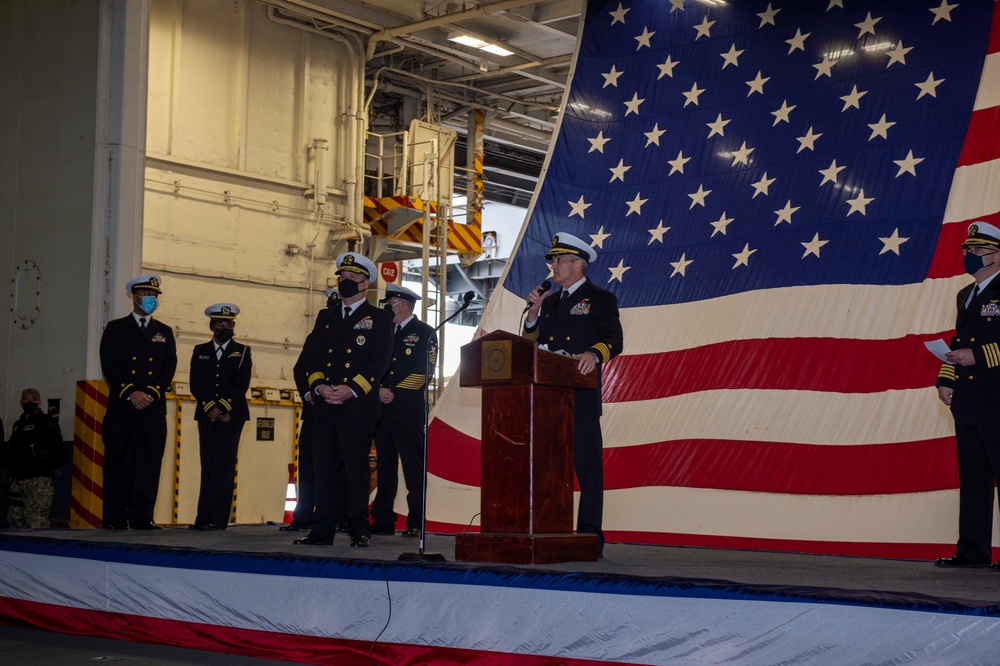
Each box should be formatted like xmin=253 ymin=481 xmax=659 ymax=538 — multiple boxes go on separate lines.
xmin=380 ymin=261 xmax=400 ymax=284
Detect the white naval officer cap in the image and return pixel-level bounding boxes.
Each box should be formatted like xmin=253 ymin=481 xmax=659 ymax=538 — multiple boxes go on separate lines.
xmin=336 ymin=252 xmax=377 ymax=279
xmin=962 ymin=221 xmax=1000 ymax=248
xmin=545 ymin=232 xmax=598 ymax=263
xmin=205 ymin=303 xmax=240 ymax=320
xmin=125 ymin=273 xmax=162 ymax=294
xmin=384 ymin=283 xmax=420 ymax=302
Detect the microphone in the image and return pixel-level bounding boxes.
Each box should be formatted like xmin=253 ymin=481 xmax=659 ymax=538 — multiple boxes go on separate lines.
xmin=522 ymin=280 xmax=552 ymax=314
xmin=462 ymin=290 xmax=474 ymax=305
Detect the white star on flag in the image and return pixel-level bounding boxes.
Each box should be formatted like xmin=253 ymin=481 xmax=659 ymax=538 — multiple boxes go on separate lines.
xmin=609 ymin=159 xmax=631 ymax=183
xmin=647 ymin=220 xmax=670 ymax=244
xmin=635 ymin=26 xmax=655 ymax=50
xmin=644 ymin=124 xmax=666 ymax=147
xmin=751 ymin=172 xmax=776 ymax=198
xmin=587 ymin=131 xmax=610 ymax=153
xmin=771 ymin=100 xmax=796 ymax=125
xmin=710 ymin=212 xmax=735 ymax=237
xmin=590 ymin=226 xmax=611 ymax=248
xmin=846 ymin=189 xmax=875 ymax=216
xmin=693 ymin=15 xmax=715 ymax=40
xmin=608 ymin=259 xmax=631 ymax=283
xmin=669 ymin=253 xmax=693 ymax=278
xmin=840 ymin=85 xmax=867 ymax=111
xmin=656 ymin=55 xmax=680 ymax=79
xmin=624 ymin=92 xmax=645 ymax=115
xmin=867 ymin=114 xmax=896 ymax=140
xmin=625 ymin=192 xmax=648 ymax=216
xmin=878 ymin=228 xmax=909 ymax=255
xmin=774 ymin=200 xmax=800 ymax=225
xmin=609 ymin=2 xmax=629 ymax=25
xmin=732 ymin=243 xmax=757 ymax=268
xmin=567 ymin=196 xmax=591 ymax=219
xmin=801 ymin=232 xmax=829 ymax=258
xmin=688 ymin=184 xmax=711 ymax=209
xmin=893 ymin=150 xmax=924 ymax=177
xmin=818 ymin=159 xmax=846 ymax=185
xmin=602 ymin=65 xmax=623 ymax=88
xmin=915 ymin=73 xmax=944 ymax=99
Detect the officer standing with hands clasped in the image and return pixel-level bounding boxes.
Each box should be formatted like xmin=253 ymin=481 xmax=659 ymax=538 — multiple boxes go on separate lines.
xmin=936 ymin=221 xmax=1000 ymax=569
xmin=370 ymin=283 xmax=437 ymax=538
xmin=99 ymin=273 xmax=178 ymax=530
xmin=293 ymin=253 xmax=392 ymax=548
xmin=189 ymin=303 xmax=252 ymax=530
xmin=523 ymin=232 xmax=623 ymax=556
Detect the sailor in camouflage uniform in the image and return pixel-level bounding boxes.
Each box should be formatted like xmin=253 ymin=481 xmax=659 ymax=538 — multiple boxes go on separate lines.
xmin=523 ymin=232 xmax=624 ymax=555
xmin=936 ymin=222 xmax=1000 ymax=569
xmin=99 ymin=274 xmax=178 ymax=530
xmin=293 ymin=253 xmax=392 ymax=548
xmin=370 ymin=283 xmax=437 ymax=537
xmin=4 ymin=388 xmax=65 ymax=528
xmin=189 ymin=303 xmax=252 ymax=530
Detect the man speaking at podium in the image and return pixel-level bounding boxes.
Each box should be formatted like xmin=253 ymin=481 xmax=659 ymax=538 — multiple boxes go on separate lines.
xmin=523 ymin=232 xmax=623 ymax=555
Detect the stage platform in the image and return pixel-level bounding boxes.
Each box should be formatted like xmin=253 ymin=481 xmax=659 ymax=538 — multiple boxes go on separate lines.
xmin=0 ymin=526 xmax=998 ymax=664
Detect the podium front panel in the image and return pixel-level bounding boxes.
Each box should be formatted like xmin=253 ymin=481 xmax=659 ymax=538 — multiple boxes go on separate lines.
xmin=481 ymin=384 xmax=574 ymax=534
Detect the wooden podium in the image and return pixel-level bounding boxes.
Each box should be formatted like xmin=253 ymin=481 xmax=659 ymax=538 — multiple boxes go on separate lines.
xmin=455 ymin=331 xmax=599 ymax=564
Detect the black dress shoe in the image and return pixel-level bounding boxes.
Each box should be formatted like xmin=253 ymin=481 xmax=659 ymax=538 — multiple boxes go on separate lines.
xmin=350 ymin=535 xmax=370 ymax=548
xmin=293 ymin=534 xmax=333 ymax=545
xmin=991 ymin=561 xmax=1000 ymax=570
xmin=935 ymin=554 xmax=989 ymax=567
xmin=131 ymin=522 xmax=162 ymax=530
xmin=371 ymin=527 xmax=395 ymax=536
xmin=401 ymin=527 xmax=420 ymax=538
xmin=190 ymin=523 xmax=225 ymax=531
xmin=105 ymin=521 xmax=129 ymax=530
xmin=278 ymin=522 xmax=311 ymax=532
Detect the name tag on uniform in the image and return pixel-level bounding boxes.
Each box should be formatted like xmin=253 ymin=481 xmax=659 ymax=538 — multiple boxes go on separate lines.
xmin=198 ymin=355 xmax=211 ymax=360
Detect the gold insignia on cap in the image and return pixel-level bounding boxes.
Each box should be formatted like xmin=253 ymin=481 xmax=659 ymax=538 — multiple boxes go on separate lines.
xmin=551 ymin=235 xmax=559 ymax=246
xmin=970 ymin=224 xmax=980 ymax=237
xmin=344 ymin=255 xmax=355 ymax=265
xmin=149 ymin=277 xmax=159 ymax=288
xmin=221 ymin=306 xmax=232 ymax=316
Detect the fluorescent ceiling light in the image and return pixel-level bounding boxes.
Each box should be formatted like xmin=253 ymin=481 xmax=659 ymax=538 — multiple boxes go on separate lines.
xmin=448 ymin=32 xmax=513 ymax=57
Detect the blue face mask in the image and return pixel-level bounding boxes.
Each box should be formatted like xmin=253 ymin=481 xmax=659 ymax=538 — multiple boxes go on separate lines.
xmin=964 ymin=252 xmax=988 ymax=276
xmin=139 ymin=295 xmax=159 ymax=315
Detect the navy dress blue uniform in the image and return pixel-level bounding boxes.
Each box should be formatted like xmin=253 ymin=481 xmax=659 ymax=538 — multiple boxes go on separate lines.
xmin=288 ymin=294 xmax=347 ymax=530
xmin=300 ymin=276 xmax=393 ymax=543
xmin=371 ymin=296 xmax=437 ymax=534
xmin=523 ymin=234 xmax=623 ymax=552
xmin=189 ymin=304 xmax=252 ymax=528
xmin=936 ymin=225 xmax=1000 ymax=565
xmin=100 ymin=276 xmax=177 ymax=528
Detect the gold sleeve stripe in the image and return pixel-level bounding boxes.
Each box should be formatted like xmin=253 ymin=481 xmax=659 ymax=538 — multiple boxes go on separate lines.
xmin=397 ymin=375 xmax=427 ymax=390
xmin=119 ymin=383 xmax=135 ymax=398
xmin=148 ymin=386 xmax=162 ymax=398
xmin=203 ymin=401 xmax=216 ymax=412
xmin=354 ymin=375 xmax=372 ymax=394
xmin=523 ymin=328 xmax=538 ymax=341
xmin=308 ymin=372 xmax=326 ymax=386
xmin=984 ymin=343 xmax=1000 ymax=368
xmin=938 ymin=364 xmax=956 ymax=380
xmin=219 ymin=399 xmax=232 ymax=411
xmin=592 ymin=343 xmax=611 ymax=363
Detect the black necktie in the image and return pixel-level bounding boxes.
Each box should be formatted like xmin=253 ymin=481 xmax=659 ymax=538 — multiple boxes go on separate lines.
xmin=395 ymin=324 xmax=401 ymax=334
xmin=343 ymin=306 xmax=350 ymax=320
xmin=968 ymin=284 xmax=981 ymax=309
xmin=216 ymin=346 xmax=223 ymax=361
xmin=139 ymin=318 xmax=147 ymax=332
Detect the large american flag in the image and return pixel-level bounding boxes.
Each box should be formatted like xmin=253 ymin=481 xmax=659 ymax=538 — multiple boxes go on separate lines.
xmin=426 ymin=0 xmax=1000 ymax=558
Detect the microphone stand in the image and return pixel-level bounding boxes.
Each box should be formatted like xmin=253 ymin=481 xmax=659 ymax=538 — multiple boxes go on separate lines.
xmin=399 ymin=293 xmax=474 ymax=562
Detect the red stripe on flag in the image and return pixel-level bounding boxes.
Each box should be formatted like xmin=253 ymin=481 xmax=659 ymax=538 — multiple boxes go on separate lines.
xmin=989 ymin=0 xmax=1000 ymax=54
xmin=603 ymin=437 xmax=958 ymax=495
xmin=600 ymin=334 xmax=944 ymax=402
xmin=429 ymin=420 xmax=958 ymax=495
xmin=956 ymin=107 xmax=1000 ymax=167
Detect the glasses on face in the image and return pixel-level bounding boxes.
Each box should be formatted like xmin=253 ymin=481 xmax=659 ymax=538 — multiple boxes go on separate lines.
xmin=963 ymin=247 xmax=998 ymax=256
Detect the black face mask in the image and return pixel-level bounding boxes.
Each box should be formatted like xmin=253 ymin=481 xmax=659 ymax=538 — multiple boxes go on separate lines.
xmin=338 ymin=279 xmax=362 ymax=298
xmin=22 ymin=402 xmax=38 ymax=415
xmin=214 ymin=328 xmax=234 ymax=343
